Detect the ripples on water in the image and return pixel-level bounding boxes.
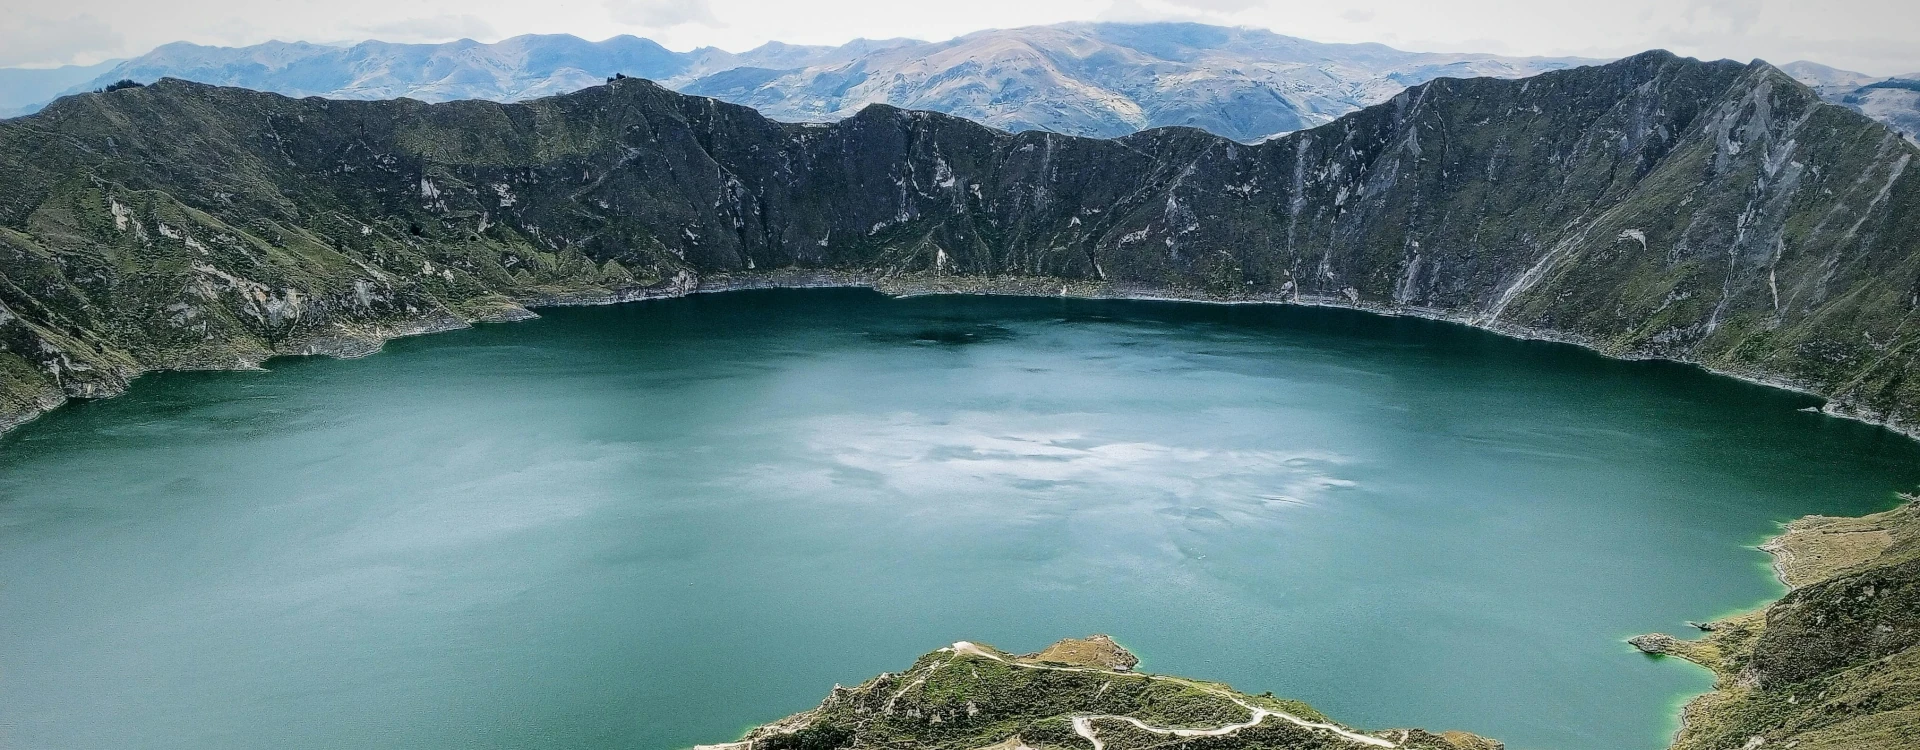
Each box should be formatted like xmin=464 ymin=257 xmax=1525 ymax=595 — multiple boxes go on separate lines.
xmin=3 ymin=289 xmax=1917 ymax=750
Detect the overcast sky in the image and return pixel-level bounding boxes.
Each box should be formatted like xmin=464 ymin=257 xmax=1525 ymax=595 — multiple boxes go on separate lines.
xmin=2 ymin=0 xmax=1916 ymax=76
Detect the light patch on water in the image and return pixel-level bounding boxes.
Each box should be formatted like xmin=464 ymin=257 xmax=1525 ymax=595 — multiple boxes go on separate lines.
xmin=788 ymin=411 xmax=1356 ymax=516
xmin=7 ymin=291 xmax=1918 ymax=750
xmin=722 ymin=410 xmax=1366 ymax=581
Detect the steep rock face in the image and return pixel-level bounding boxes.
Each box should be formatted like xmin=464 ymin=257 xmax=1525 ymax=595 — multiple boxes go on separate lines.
xmin=1 ymin=50 xmax=1918 ymax=436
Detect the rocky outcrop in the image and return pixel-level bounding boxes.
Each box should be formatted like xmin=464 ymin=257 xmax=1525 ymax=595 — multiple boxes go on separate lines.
xmin=1 ymin=50 xmax=1918 ymax=440
xmin=695 ymin=637 xmax=1502 ymax=750
xmin=1021 ymin=634 xmax=1139 ymax=672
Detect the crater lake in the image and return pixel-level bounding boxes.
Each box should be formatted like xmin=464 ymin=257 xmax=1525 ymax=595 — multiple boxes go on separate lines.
xmin=4 ymin=289 xmax=1917 ymax=750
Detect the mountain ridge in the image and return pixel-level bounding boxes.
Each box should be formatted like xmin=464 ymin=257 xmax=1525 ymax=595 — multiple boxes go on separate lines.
xmin=673 ymin=22 xmax=1598 ymax=141
xmin=2 ymin=48 xmax=1919 ymax=750
xmin=1780 ymin=60 xmax=1920 ymax=143
xmin=1 ymin=23 xmax=1599 ymax=142
xmin=9 ymin=24 xmax=1916 ymax=144
xmin=2 ymin=50 xmax=1917 ymax=438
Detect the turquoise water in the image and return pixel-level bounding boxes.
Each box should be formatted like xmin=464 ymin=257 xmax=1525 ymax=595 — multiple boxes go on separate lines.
xmin=3 ymin=289 xmax=1917 ymax=750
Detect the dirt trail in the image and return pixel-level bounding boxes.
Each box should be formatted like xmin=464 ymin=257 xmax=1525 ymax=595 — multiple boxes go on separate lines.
xmin=945 ymin=642 xmax=1396 ymax=749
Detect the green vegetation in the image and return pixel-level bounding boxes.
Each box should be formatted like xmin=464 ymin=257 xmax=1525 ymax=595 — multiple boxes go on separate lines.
xmin=1 ymin=52 xmax=1918 ymax=440
xmin=0 ymin=52 xmax=1912 ymax=441
xmin=699 ymin=637 xmax=1499 ymax=750
xmin=2 ymin=52 xmax=1918 ymax=750
xmin=1633 ymin=498 xmax=1920 ymax=750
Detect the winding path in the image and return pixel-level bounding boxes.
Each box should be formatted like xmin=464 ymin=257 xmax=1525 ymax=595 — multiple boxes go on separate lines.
xmin=943 ymin=642 xmax=1396 ymax=749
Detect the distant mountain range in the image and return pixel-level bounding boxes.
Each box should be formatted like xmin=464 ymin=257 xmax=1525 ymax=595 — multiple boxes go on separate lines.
xmin=667 ymin=24 xmax=1601 ymax=140
xmin=0 ymin=60 xmax=122 ymax=116
xmin=5 ymin=44 xmax=1919 ymax=750
xmin=5 ymin=49 xmax=1920 ymax=441
xmin=3 ymin=23 xmax=1914 ymax=145
xmin=1779 ymin=61 xmax=1920 ymax=142
xmin=0 ymin=23 xmax=1601 ymax=142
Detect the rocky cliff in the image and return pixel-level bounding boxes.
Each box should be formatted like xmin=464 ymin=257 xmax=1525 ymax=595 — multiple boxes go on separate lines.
xmin=2 ymin=50 xmax=1918 ymax=438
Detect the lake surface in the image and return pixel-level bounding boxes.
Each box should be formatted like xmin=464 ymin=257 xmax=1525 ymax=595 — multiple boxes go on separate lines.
xmin=4 ymin=289 xmax=1918 ymax=750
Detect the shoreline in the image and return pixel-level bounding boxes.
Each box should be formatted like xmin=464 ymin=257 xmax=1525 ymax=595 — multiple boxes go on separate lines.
xmin=4 ymin=268 xmax=1913 ymax=749
xmin=1629 ymin=495 xmax=1919 ymax=750
xmin=683 ymin=271 xmax=1920 ymax=750
xmin=8 ymin=269 xmax=1908 ymax=441
xmin=690 ymin=270 xmax=1920 ymax=440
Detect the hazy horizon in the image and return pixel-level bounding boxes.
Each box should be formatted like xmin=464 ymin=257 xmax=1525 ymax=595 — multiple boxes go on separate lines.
xmin=1 ymin=0 xmax=1916 ymax=77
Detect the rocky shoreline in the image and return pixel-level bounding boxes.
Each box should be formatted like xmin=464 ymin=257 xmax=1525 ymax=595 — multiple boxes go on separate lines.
xmin=1630 ymin=498 xmax=1920 ymax=750
xmin=702 ymin=270 xmax=1919 ymax=440
xmin=11 ymin=268 xmax=1906 ymax=441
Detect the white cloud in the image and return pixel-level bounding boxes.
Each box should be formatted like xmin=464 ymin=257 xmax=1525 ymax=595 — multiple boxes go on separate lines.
xmin=1158 ymin=0 xmax=1268 ymax=12
xmin=1097 ymin=0 xmax=1225 ymax=23
xmin=605 ymin=0 xmax=720 ymax=29
xmin=0 ymin=13 xmax=125 ymax=67
xmin=1681 ymin=0 xmax=1764 ymax=35
xmin=358 ymin=14 xmax=500 ymax=43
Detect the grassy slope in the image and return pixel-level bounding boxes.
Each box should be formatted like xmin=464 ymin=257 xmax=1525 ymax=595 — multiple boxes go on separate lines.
xmin=1633 ymin=499 xmax=1920 ymax=750
xmin=0 ymin=52 xmax=1918 ymax=750
xmin=706 ymin=637 xmax=1501 ymax=750
xmin=1 ymin=53 xmax=1919 ymax=436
